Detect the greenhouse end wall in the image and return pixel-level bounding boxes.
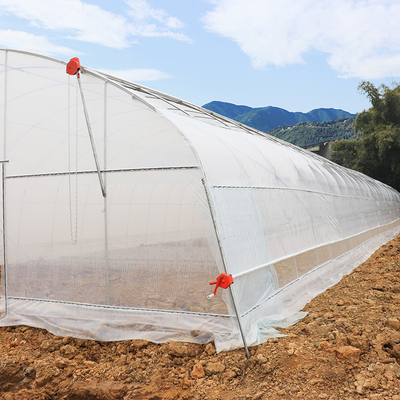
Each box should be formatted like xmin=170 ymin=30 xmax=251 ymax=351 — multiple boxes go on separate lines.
xmin=1 ymin=49 xmax=400 ymax=353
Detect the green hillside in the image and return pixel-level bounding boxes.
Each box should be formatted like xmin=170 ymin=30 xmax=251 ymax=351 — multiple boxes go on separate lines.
xmin=268 ymin=118 xmax=356 ymax=146
xmin=202 ymin=101 xmax=356 ymax=133
xmin=202 ymin=101 xmax=252 ymax=119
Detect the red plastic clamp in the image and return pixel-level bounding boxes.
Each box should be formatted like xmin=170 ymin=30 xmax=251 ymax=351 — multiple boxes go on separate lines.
xmin=66 ymin=57 xmax=81 ymax=76
xmin=207 ymin=273 xmax=233 ymax=299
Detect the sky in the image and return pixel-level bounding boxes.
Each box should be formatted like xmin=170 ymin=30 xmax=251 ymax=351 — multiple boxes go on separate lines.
xmin=1 ymin=0 xmax=400 ymax=114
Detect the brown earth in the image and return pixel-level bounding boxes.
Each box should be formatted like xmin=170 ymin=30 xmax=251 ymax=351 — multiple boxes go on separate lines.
xmin=1 ymin=235 xmax=400 ymax=399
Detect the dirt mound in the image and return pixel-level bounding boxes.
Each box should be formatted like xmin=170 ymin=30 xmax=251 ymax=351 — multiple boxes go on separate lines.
xmin=1 ymin=235 xmax=400 ymax=399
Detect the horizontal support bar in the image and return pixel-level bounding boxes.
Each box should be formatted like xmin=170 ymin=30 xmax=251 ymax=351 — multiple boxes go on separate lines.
xmin=6 ymin=165 xmax=199 ymax=179
xmin=232 ymin=217 xmax=400 ymax=280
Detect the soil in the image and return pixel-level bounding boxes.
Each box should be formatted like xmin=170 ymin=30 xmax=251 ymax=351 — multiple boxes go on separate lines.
xmin=1 ymin=234 xmax=400 ymax=400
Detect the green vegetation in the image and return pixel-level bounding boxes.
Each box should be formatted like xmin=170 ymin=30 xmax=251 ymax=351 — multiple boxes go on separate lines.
xmin=331 ymin=82 xmax=400 ymax=191
xmin=268 ymin=118 xmax=356 ymax=146
xmin=330 ymin=139 xmax=361 ymax=167
xmin=202 ymin=101 xmax=252 ymax=119
xmin=202 ymin=101 xmax=356 ymax=132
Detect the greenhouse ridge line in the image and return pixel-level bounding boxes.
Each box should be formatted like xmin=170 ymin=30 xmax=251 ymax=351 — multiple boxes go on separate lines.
xmin=0 ymin=48 xmax=391 ymax=190
xmin=87 ymin=66 xmax=347 ymax=165
xmin=92 ymin=64 xmax=397 ymax=195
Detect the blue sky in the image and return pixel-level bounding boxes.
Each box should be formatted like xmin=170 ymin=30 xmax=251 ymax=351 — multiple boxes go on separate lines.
xmin=1 ymin=0 xmax=400 ymax=114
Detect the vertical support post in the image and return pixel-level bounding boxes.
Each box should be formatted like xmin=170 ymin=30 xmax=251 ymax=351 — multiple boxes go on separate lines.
xmin=201 ymin=179 xmax=250 ymax=359
xmin=1 ymin=162 xmax=8 ymax=315
xmin=2 ymin=51 xmax=8 ymax=315
xmin=103 ymin=81 xmax=110 ymax=305
xmin=76 ymin=75 xmax=106 ymax=198
xmin=227 ymin=286 xmax=250 ymax=359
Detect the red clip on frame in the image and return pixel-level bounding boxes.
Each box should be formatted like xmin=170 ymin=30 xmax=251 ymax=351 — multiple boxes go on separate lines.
xmin=66 ymin=57 xmax=81 ymax=77
xmin=207 ymin=273 xmax=233 ymax=299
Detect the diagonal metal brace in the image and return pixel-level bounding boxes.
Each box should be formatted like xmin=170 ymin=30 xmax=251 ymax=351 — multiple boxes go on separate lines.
xmin=77 ymin=75 xmax=106 ymax=198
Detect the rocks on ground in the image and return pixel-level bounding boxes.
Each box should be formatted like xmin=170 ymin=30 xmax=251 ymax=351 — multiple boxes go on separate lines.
xmin=1 ymin=236 xmax=400 ymax=399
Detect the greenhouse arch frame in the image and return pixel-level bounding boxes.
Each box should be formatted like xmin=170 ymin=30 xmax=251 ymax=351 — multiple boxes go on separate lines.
xmin=0 ymin=49 xmax=399 ymax=353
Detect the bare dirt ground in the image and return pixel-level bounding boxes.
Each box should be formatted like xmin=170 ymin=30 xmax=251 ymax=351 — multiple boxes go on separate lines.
xmin=1 ymin=234 xmax=400 ymax=400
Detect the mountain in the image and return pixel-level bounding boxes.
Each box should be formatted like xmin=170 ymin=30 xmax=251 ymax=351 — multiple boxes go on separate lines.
xmin=202 ymin=101 xmax=253 ymax=120
xmin=267 ymin=118 xmax=356 ymax=147
xmin=202 ymin=101 xmax=356 ymax=133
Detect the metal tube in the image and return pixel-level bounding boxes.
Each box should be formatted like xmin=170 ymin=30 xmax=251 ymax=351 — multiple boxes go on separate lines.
xmin=1 ymin=161 xmax=9 ymax=315
xmin=201 ymin=179 xmax=250 ymax=359
xmin=2 ymin=51 xmax=8 ymax=316
xmin=77 ymin=75 xmax=106 ymax=198
xmin=103 ymin=81 xmax=110 ymax=305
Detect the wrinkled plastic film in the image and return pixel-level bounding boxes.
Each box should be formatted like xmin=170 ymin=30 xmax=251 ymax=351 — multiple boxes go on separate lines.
xmin=0 ymin=49 xmax=399 ymax=352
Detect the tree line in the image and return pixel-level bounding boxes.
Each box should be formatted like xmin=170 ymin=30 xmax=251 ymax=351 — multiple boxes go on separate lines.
xmin=331 ymin=82 xmax=400 ymax=192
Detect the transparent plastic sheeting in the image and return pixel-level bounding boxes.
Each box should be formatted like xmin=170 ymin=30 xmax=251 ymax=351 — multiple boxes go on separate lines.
xmin=0 ymin=50 xmax=399 ymax=353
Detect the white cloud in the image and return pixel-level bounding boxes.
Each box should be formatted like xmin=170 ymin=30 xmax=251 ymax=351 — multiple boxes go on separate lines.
xmin=125 ymin=0 xmax=191 ymax=42
xmin=203 ymin=0 xmax=400 ymax=79
xmin=0 ymin=29 xmax=73 ymax=56
xmin=126 ymin=0 xmax=184 ymax=28
xmin=0 ymin=0 xmax=191 ymax=54
xmin=0 ymin=0 xmax=131 ymax=49
xmin=99 ymin=68 xmax=171 ymax=82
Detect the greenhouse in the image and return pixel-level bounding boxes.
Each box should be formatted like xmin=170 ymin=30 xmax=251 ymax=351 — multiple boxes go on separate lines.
xmin=0 ymin=49 xmax=399 ymax=355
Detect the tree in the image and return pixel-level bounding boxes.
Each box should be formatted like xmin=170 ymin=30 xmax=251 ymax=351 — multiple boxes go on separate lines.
xmin=330 ymin=139 xmax=360 ymax=169
xmin=332 ymin=81 xmax=400 ymax=191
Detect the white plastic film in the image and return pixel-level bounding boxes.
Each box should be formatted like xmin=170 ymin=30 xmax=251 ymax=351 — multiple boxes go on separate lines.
xmin=0 ymin=164 xmax=4 ymax=317
xmin=1 ymin=49 xmax=400 ymax=352
xmin=160 ymin=109 xmax=400 ymax=345
xmin=0 ymin=51 xmax=6 ymax=316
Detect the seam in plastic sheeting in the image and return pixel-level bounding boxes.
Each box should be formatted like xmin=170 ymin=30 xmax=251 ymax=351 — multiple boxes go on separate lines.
xmin=6 ymin=166 xmax=199 ymax=179
xmin=233 ymin=217 xmax=400 ymax=280
xmin=213 ymin=185 xmax=398 ymax=202
xmin=240 ymin=224 xmax=400 ymax=349
xmin=1 ymin=297 xmax=241 ymax=352
xmin=242 ymin=222 xmax=400 ymax=319
xmin=7 ymin=296 xmax=234 ymax=318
